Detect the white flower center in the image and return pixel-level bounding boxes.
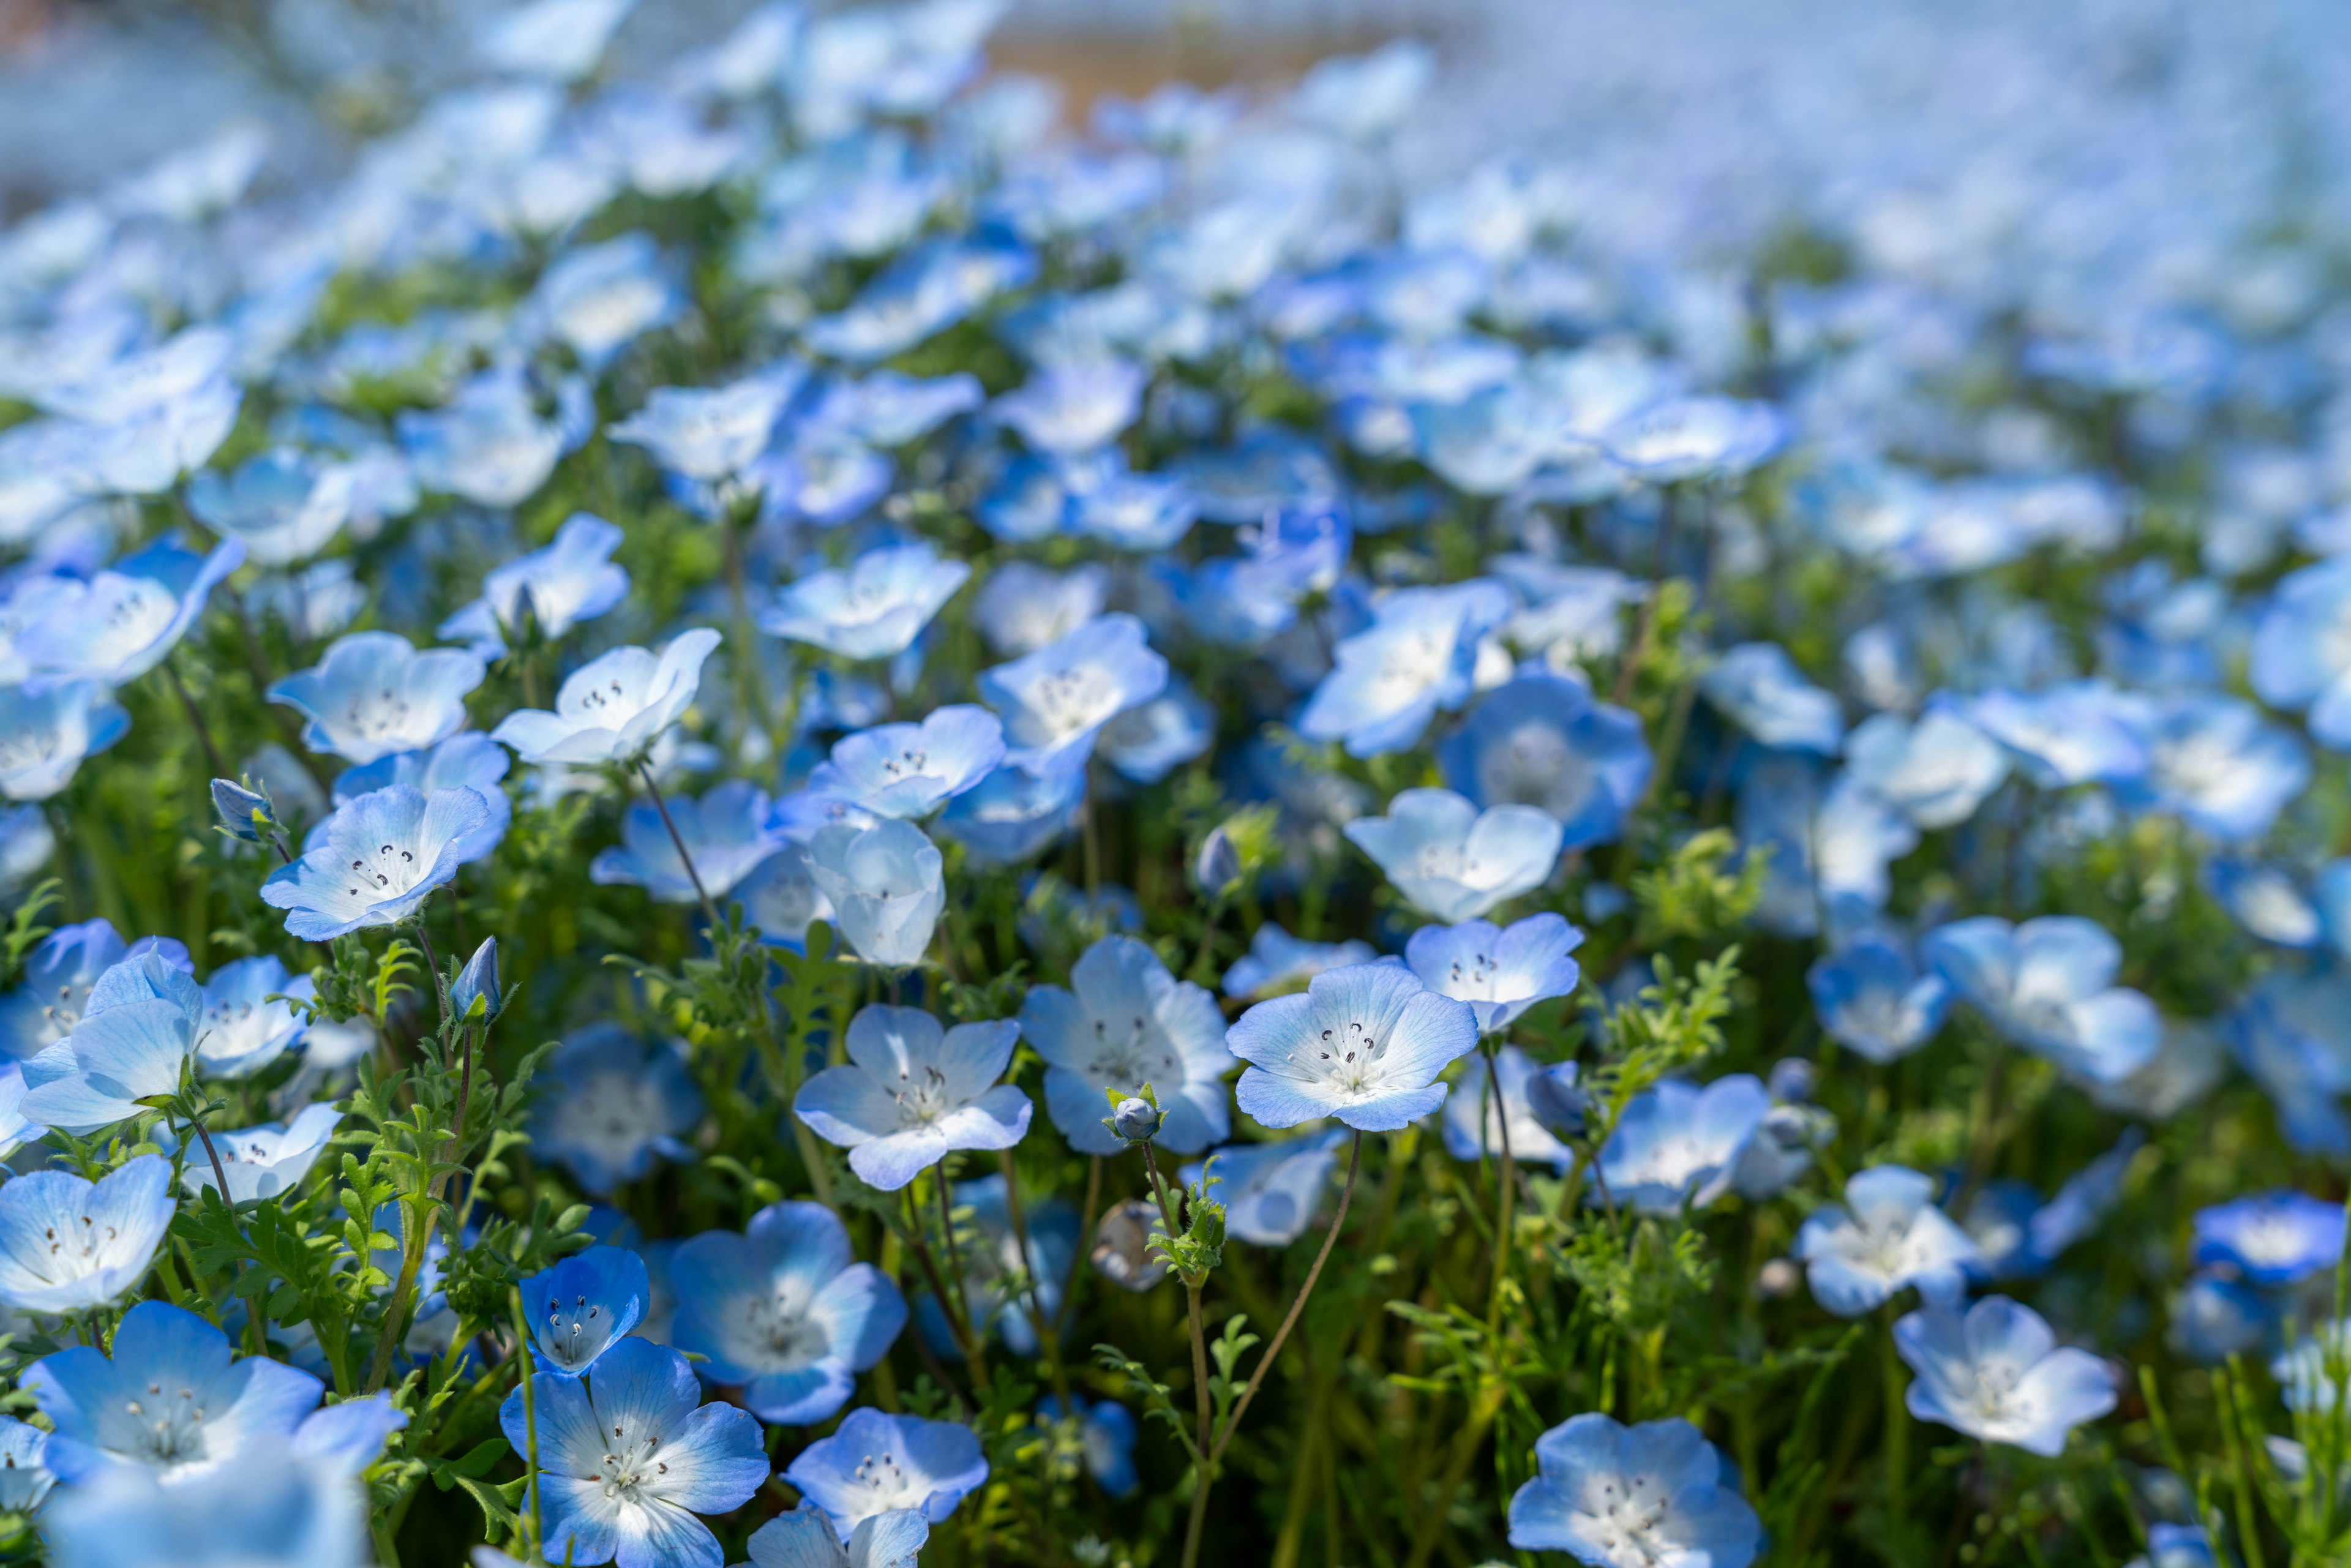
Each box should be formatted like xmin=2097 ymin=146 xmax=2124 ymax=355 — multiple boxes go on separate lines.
xmin=121 ymin=1380 xmax=210 ymax=1468
xmin=341 ymin=685 xmax=416 ymax=741
xmin=342 ymin=838 xmax=427 ymax=902
xmin=1582 ymin=1472 xmax=1673 ymax=1564
xmin=1310 ymin=1015 xmax=1392 ymax=1096
xmin=590 ymin=1419 xmax=672 ymax=1504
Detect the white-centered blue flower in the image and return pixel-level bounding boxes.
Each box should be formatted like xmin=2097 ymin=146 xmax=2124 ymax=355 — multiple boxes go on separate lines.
xmin=2118 ymin=691 xmax=2309 ymax=842
xmin=193 ymin=954 xmax=314 ymax=1078
xmin=490 ymin=628 xmax=722 ymax=765
xmin=670 ymin=1201 xmax=907 ymax=1425
xmin=1595 ymin=1075 xmax=1770 ymax=1215
xmin=1441 ymin=1045 xmax=1574 ymax=1171
xmin=528 ymin=231 xmax=681 ymax=367
xmin=21 ymin=948 xmax=203 ymax=1133
xmin=1794 ymin=1165 xmax=1982 ymax=1317
xmin=186 ymin=447 xmax=413 ymax=567
xmin=1020 ymin=934 xmax=1234 ymax=1155
xmin=1699 ymin=642 xmax=1842 ymax=754
xmin=439 ymin=512 xmax=630 ymax=659
xmin=520 ymin=1244 xmax=650 ymax=1376
xmin=1842 ymin=706 xmax=2009 ymax=830
xmin=1222 ymin=924 xmax=1377 ymax=1000
xmin=1505 ymin=1411 xmax=1763 ymax=1568
xmin=0 ymin=1153 xmax=175 ymax=1312
xmin=0 ymin=678 xmax=127 ymax=800
xmin=260 ymin=784 xmax=494 ymax=941
xmin=398 ymin=364 xmax=591 ymax=509
xmin=973 ymin=561 xmax=1110 ymax=657
xmin=781 ymin=1407 xmax=991 ymax=1541
xmin=0 ymin=1414 xmax=51 ymax=1513
xmin=1805 ymin=937 xmax=1952 ymax=1063
xmin=1344 ymin=787 xmax=1563 ymax=921
xmin=179 ymin=1104 xmax=343 ymax=1204
xmin=593 ymin=779 xmax=787 ymax=904
xmin=44 ymin=1440 xmax=364 ymax=1568
xmin=609 ymin=367 xmax=800 ymax=485
xmin=1923 ymin=915 xmax=2159 ymax=1083
xmin=2251 ymin=555 xmax=2351 ymax=749
xmin=1406 ymin=912 xmax=1583 ymax=1033
xmin=2190 ymin=1191 xmax=2344 ymax=1285
xmin=977 ymin=611 xmax=1168 ymax=769
xmin=1300 ymin=580 xmax=1512 ymax=757
xmin=807 ymin=706 xmax=1006 ymax=820
xmin=992 ymin=358 xmax=1147 ymax=455
xmin=269 ymin=631 xmax=487 ymax=765
xmin=747 ymin=1501 xmax=932 ymax=1568
xmin=1227 ymin=961 xmax=1479 ymax=1132
xmin=0 ymin=920 xmax=184 ymax=1062
xmin=478 ymin=0 xmax=636 ymax=80
xmin=1179 ymin=1130 xmax=1348 ymax=1246
xmin=531 ymin=1026 xmax=706 ymax=1196
xmin=332 ymin=730 xmax=512 ymax=864
xmin=795 ymin=1004 xmax=1030 ymax=1191
xmin=931 ymin=752 xmax=1090 ymax=867
xmin=1967 ymin=682 xmax=2150 ymax=788
xmin=1098 ymin=678 xmax=1215 ymax=784
xmin=1439 ymin=673 xmax=1651 ymax=850
xmin=1895 ymin=1296 xmax=2116 ymax=1457
xmin=18 ymin=538 xmax=242 ymax=685
xmin=761 ymin=542 xmax=970 ymax=661
xmin=806 ymin=819 xmax=947 ymax=967
xmin=1602 ymin=393 xmax=1786 ymax=483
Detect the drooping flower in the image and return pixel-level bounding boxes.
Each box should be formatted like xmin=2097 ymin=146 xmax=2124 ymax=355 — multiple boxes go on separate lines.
xmin=0 ymin=1153 xmax=177 ymax=1312
xmin=18 ymin=537 xmax=244 ymax=686
xmin=1505 ymin=1412 xmax=1763 ymax=1568
xmin=1019 ymin=934 xmax=1233 ymax=1155
xmin=490 ymin=629 xmax=722 ymax=765
xmin=1299 ymin=580 xmax=1512 ymax=757
xmin=806 ymin=707 xmax=1007 ymax=820
xmin=438 ymin=512 xmax=631 ymax=659
xmin=805 ymin=820 xmax=947 ymax=967
xmin=747 ymin=1502 xmax=932 ymax=1568
xmin=670 ymin=1201 xmax=906 ymax=1424
xmin=268 ymin=632 xmax=487 ymax=765
xmin=531 ymin=1026 xmax=706 ymax=1196
xmin=2190 ymin=1191 xmax=2345 ymax=1286
xmin=1180 ymin=1130 xmax=1347 ymax=1246
xmin=1228 ymin=961 xmax=1479 ymax=1131
xmin=1894 ymin=1296 xmax=2117 ymax=1457
xmin=1439 ymin=673 xmax=1651 ymax=850
xmin=761 ymin=543 xmax=970 ymax=661
xmin=260 ymin=785 xmax=495 ymax=941
xmin=1794 ymin=1166 xmax=1982 ymax=1317
xmin=1405 ymin=912 xmax=1583 ymax=1033
xmin=1923 ymin=915 xmax=2159 ymax=1082
xmin=1805 ymin=937 xmax=1952 ymax=1063
xmin=793 ymin=1005 xmax=1030 ymax=1190
xmin=180 ymin=1104 xmax=343 ymax=1204
xmin=0 ymin=678 xmax=128 ymax=801
xmin=781 ymin=1408 xmax=991 ymax=1542
xmin=520 ymin=1245 xmax=650 ymax=1376
xmin=977 ymin=612 xmax=1169 ymax=768
xmin=592 ymin=779 xmax=787 ymax=904
xmin=1344 ymin=787 xmax=1563 ymax=921
xmin=1595 ymin=1075 xmax=1771 ymax=1215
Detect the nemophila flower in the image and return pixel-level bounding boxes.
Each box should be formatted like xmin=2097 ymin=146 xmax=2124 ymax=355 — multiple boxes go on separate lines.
xmin=793 ymin=1004 xmax=1029 ymax=1190
xmin=529 ymin=233 xmax=681 ymax=367
xmin=1097 ymin=679 xmax=1216 ymax=784
xmin=477 ymin=0 xmax=634 ymax=78
xmin=0 ymin=1153 xmax=174 ymax=1312
xmin=260 ymin=785 xmax=494 ymax=941
xmin=1895 ymin=1296 xmax=2117 ymax=1457
xmin=0 ymin=1414 xmax=51 ymax=1512
xmin=1406 ymin=912 xmax=1583 ymax=1033
xmin=2117 ymin=692 xmax=2309 ymax=842
xmin=2204 ymin=858 xmax=2326 ymax=948
xmin=26 ymin=1300 xmax=324 ymax=1484
xmin=0 ymin=918 xmax=166 ymax=1060
xmin=738 ymin=844 xmax=834 ymax=950
xmin=333 ymin=731 xmax=512 ymax=864
xmin=1699 ymin=642 xmax=1842 ymax=754
xmin=1923 ymin=915 xmax=2159 ymax=1083
xmin=993 ymin=358 xmax=1147 ymax=454
xmin=593 ymin=779 xmax=787 ymax=904
xmin=1442 ymin=1046 xmax=1574 ymax=1170
xmin=179 ymin=1104 xmax=343 ymax=1203
xmin=1070 ymin=467 xmax=1199 ymax=552
xmin=805 ymin=819 xmax=947 ymax=967
xmin=1038 ymin=1395 xmax=1139 ymax=1499
xmin=439 ymin=512 xmax=630 ymax=659
xmin=1228 ymin=961 xmax=1478 ymax=1131
xmin=269 ymin=631 xmax=487 ymax=765
xmin=1596 ymin=1075 xmax=1771 ymax=1215
xmin=17 ymin=537 xmax=242 ymax=685
xmin=762 ymin=543 xmax=970 ymax=661
xmin=1842 ymin=707 xmax=2009 ymax=830
xmin=808 ymin=707 xmax=1005 ymax=820
xmin=2191 ymin=1191 xmax=2344 ymax=1285
xmin=1794 ymin=1166 xmax=1981 ymax=1316
xmin=1506 ymin=1412 xmax=1763 ymax=1568
xmin=0 ymin=801 xmax=53 ymax=889
xmin=22 ymin=948 xmax=204 ymax=1132
xmin=609 ymin=367 xmax=799 ymax=488
xmin=803 ymin=234 xmax=1038 ymax=363
xmin=192 ymin=954 xmax=313 ymax=1078
xmin=490 ymin=629 xmax=722 ymax=765
xmin=978 ymin=612 xmax=1169 ymax=768
xmin=2235 ymin=969 xmax=2351 ymax=1155
xmin=186 ymin=448 xmax=410 ymax=567
xmin=1299 ymin=580 xmax=1512 ymax=757
xmin=916 ymin=1174 xmax=1078 ymax=1356
xmin=1967 ymin=683 xmax=2149 ymax=787
xmin=2251 ymin=555 xmax=2351 ymax=748
xmin=747 ymin=1502 xmax=931 ymax=1568
xmin=1344 ymin=788 xmax=1563 ymax=921
xmin=2124 ymin=1523 xmax=2219 ymax=1568
xmin=973 ymin=561 xmax=1109 ymax=656
xmin=1602 ymin=393 xmax=1787 ymax=483
xmin=784 ymin=1408 xmax=991 ymax=1540
xmin=45 ymin=1441 xmax=364 ymax=1568
xmin=670 ymin=1201 xmax=906 ymax=1424
xmin=399 ymin=366 xmax=590 ymax=508
xmin=1223 ymin=925 xmax=1377 ymax=1000
xmin=0 ymin=678 xmax=127 ymax=800
xmin=532 ymin=1026 xmax=705 ymax=1195
xmin=290 ymin=1394 xmax=408 ymax=1478
xmin=1439 ymin=673 xmax=1651 ymax=850
xmin=520 ymin=1245 xmax=650 ymax=1376
xmin=1805 ymin=938 xmax=1952 ymax=1063
xmin=1181 ymin=1130 xmax=1346 ymax=1246
xmin=0 ymin=1061 xmax=44 ymax=1158
xmin=498 ymin=1336 xmax=768 ymax=1568
xmin=47 ymin=336 xmax=244 ymax=497
xmin=1019 ymin=934 xmax=1233 ymax=1156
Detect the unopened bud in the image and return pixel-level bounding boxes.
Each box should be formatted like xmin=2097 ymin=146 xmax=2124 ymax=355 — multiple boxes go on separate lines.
xmin=1108 ymin=1097 xmax=1162 ymax=1143
xmin=211 ymin=778 xmax=280 ymax=844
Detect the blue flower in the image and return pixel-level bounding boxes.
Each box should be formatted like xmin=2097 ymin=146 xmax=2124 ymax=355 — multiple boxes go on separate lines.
xmin=1069 ymin=467 xmax=1198 ymax=552
xmin=18 ymin=537 xmax=242 ymax=685
xmin=974 ymin=561 xmax=1110 ymax=656
xmin=1805 ymin=938 xmax=1952 ymax=1063
xmin=1223 ymin=925 xmax=1376 ymax=1000
xmin=993 ymin=358 xmax=1147 ymax=454
xmin=1967 ymin=683 xmax=2149 ymax=788
xmin=439 ymin=512 xmax=630 ymax=659
xmin=498 ymin=1336 xmax=768 ymax=1568
xmin=1842 ymin=706 xmax=2009 ymax=829
xmin=2191 ymin=1190 xmax=2344 ymax=1285
xmin=1596 ymin=1075 xmax=1770 ymax=1215
xmin=914 ymin=1174 xmax=1078 ymax=1357
xmin=181 ymin=1103 xmax=343 ymax=1204
xmin=2118 ymin=692 xmax=2309 ymax=841
xmin=978 ymin=612 xmax=1169 ymax=768
xmin=593 ymin=779 xmax=787 ymax=904
xmin=186 ymin=446 xmax=413 ymax=568
xmin=2205 ymin=858 xmax=2325 ymax=948
xmin=1602 ymin=394 xmax=1787 ymax=482
xmin=529 ymin=233 xmax=681 ymax=367
xmin=1097 ymin=680 xmax=1216 ymax=784
xmin=44 ymin=1441 xmax=364 ymax=1568
xmin=290 ymin=1394 xmax=408 ymax=1478
xmin=0 ymin=1153 xmax=174 ymax=1311
xmin=805 ymin=819 xmax=948 ymax=966
xmin=0 ymin=919 xmax=176 ymax=1061
xmin=27 ymin=1299 xmax=323 ymax=1483
xmin=1794 ymin=1166 xmax=1981 ymax=1316
xmin=1699 ymin=642 xmax=1842 ymax=754
xmin=1180 ymin=1130 xmax=1347 ymax=1246
xmin=2233 ymin=969 xmax=2351 ymax=1155
xmin=521 ymin=1245 xmax=651 ymax=1376
xmin=491 ymin=629 xmax=722 ymax=765
xmin=808 ymin=707 xmax=1005 ymax=820
xmin=1441 ymin=1045 xmax=1574 ymax=1170
xmin=532 ymin=1026 xmax=706 ymax=1196
xmin=762 ymin=542 xmax=969 ymax=661
xmin=399 ymin=365 xmax=590 ymax=508
xmin=672 ymin=1201 xmax=905 ymax=1424
xmin=782 ymin=1408 xmax=991 ymax=1540
xmin=193 ymin=954 xmax=313 ymax=1078
xmin=794 ymin=1005 xmax=1030 ymax=1190
xmin=1895 ymin=1296 xmax=2116 ymax=1457
xmin=1038 ymin=1395 xmax=1139 ymax=1498
xmin=332 ymin=731 xmax=511 ymax=864
xmin=738 ymin=844 xmax=834 ymax=951
xmin=609 ymin=368 xmax=799 ymax=486
xmin=1344 ymin=787 xmax=1563 ymax=921
xmin=1228 ymin=961 xmax=1478 ymax=1131
xmin=48 ymin=331 xmax=244 ymax=497
xmin=0 ymin=1414 xmax=51 ymax=1512
xmin=0 ymin=678 xmax=127 ymax=800
xmin=1506 ymin=1412 xmax=1762 ymax=1568
xmin=803 ymin=235 xmax=1037 ymax=363
xmin=260 ymin=785 xmax=495 ymax=941
xmin=2252 ymin=555 xmax=2351 ymax=748
xmin=747 ymin=1502 xmax=932 ymax=1568
xmin=1406 ymin=912 xmax=1583 ymax=1033
xmin=2169 ymin=1272 xmax=2271 ymax=1364
xmin=1300 ymin=581 xmax=1512 ymax=756
xmin=1923 ymin=915 xmax=2159 ymax=1082
xmin=1019 ymin=934 xmax=1233 ymax=1156
xmin=269 ymin=632 xmax=487 ymax=765
xmin=22 ymin=948 xmax=204 ymax=1133
xmin=1439 ymin=673 xmax=1651 ymax=850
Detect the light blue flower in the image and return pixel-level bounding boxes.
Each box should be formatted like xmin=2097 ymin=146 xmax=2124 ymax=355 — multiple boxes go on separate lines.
xmin=2191 ymin=1190 xmax=2344 ymax=1285
xmin=332 ymin=731 xmax=512 ymax=864
xmin=18 ymin=538 xmax=242 ymax=685
xmin=1097 ymin=679 xmax=1215 ymax=784
xmin=1069 ymin=467 xmax=1198 ymax=553
xmin=478 ymin=0 xmax=635 ymax=80
xmin=1794 ymin=1166 xmax=1981 ymax=1317
xmin=793 ymin=1005 xmax=1030 ymax=1191
xmin=48 ymin=334 xmax=244 ymax=497
xmin=186 ymin=448 xmax=409 ymax=568
xmin=531 ymin=1026 xmax=705 ymax=1196
xmin=806 ymin=819 xmax=947 ymax=966
xmin=1406 ymin=912 xmax=1583 ymax=1033
xmin=22 ymin=948 xmax=204 ymax=1133
xmin=1039 ymin=1395 xmax=1139 ymax=1498
xmin=2118 ymin=691 xmax=2309 ymax=842
xmin=738 ymin=843 xmax=834 ymax=950
xmin=808 ymin=707 xmax=1005 ymax=820
xmin=1223 ymin=924 xmax=1377 ymax=1000
xmin=1021 ymin=934 xmax=1233 ymax=1156
xmin=755 ymin=435 xmax=894 ymax=529
xmin=932 ymin=754 xmax=1089 ymax=867
xmin=529 ymin=233 xmax=681 ymax=367
xmin=2252 ymin=555 xmax=2351 ymax=748
xmin=1923 ymin=915 xmax=2159 ymax=1082
xmin=993 ymin=358 xmax=1147 ymax=455
xmin=1967 ymin=683 xmax=2149 ymax=787
xmin=2128 ymin=1523 xmax=2220 ymax=1568
xmin=1805 ymin=938 xmax=1952 ymax=1063
xmin=2203 ymin=859 xmax=2323 ymax=948
xmin=0 ymin=918 xmax=176 ymax=1061
xmin=1344 ymin=787 xmax=1563 ymax=921
xmin=1699 ymin=643 xmax=1842 ymax=754
xmin=398 ymin=365 xmax=590 ymax=509
xmin=747 ymin=1502 xmax=931 ymax=1568
xmin=1602 ymin=394 xmax=1787 ymax=483
xmin=194 ymin=954 xmax=314 ymax=1078
xmin=609 ymin=367 xmax=800 ymax=485
xmin=27 ymin=1299 xmax=323 ymax=1484
xmin=0 ymin=1414 xmax=51 ymax=1512
xmin=976 ymin=454 xmax=1075 ymax=542
xmin=670 ymin=1201 xmax=906 ymax=1424
xmin=1441 ymin=1045 xmax=1573 ymax=1170
xmin=593 ymin=779 xmax=787 ymax=904
xmin=1506 ymin=1412 xmax=1761 ymax=1568
xmin=491 ymin=629 xmax=722 ymax=765
xmin=762 ymin=543 xmax=970 ymax=661
xmin=2273 ymin=1319 xmax=2351 ymax=1411
xmin=1228 ymin=961 xmax=1478 ymax=1132
xmin=44 ymin=1441 xmax=364 ymax=1568
xmin=811 ymin=371 xmax=984 ymax=449
xmin=179 ymin=1103 xmax=343 ymax=1204
xmin=0 ymin=678 xmax=127 ymax=800
xmin=2233 ymin=969 xmax=2351 ymax=1155
xmin=978 ymin=612 xmax=1169 ymax=768
xmin=521 ymin=1245 xmax=650 ymax=1376
xmin=914 ymin=1174 xmax=1078 ymax=1357
xmin=1180 ymin=1130 xmax=1346 ymax=1246
xmin=1842 ymin=706 xmax=2008 ymax=830
xmin=0 ymin=1153 xmax=174 ymax=1312
xmin=290 ymin=1394 xmax=408 ymax=1478
xmin=2169 ymin=1272 xmax=2270 ymax=1365
xmin=260 ymin=785 xmax=495 ymax=942
xmin=1300 ymin=581 xmax=1512 ymax=756
xmin=1596 ymin=1075 xmax=1770 ymax=1215
xmin=439 ymin=513 xmax=630 ymax=659
xmin=1895 ymin=1296 xmax=2116 ymax=1457
xmin=1439 ymin=673 xmax=1650 ymax=850
xmin=803 ymin=235 xmax=1038 ymax=363
xmin=269 ymin=631 xmax=487 ymax=765
xmin=498 ymin=1336 xmax=768 ymax=1568
xmin=974 ymin=561 xmax=1109 ymax=657
xmin=782 ymin=1408 xmax=991 ymax=1540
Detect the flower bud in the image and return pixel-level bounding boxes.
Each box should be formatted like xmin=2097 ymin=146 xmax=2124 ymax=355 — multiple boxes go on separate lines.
xmin=1767 ymin=1057 xmax=1816 ymax=1103
xmin=1524 ymin=1060 xmax=1586 ymax=1138
xmin=451 ymin=937 xmax=501 ymax=1022
xmin=1193 ymin=827 xmax=1241 ymax=896
xmin=1108 ymin=1096 xmax=1162 ymax=1143
xmin=210 ymin=778 xmax=280 ymax=844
